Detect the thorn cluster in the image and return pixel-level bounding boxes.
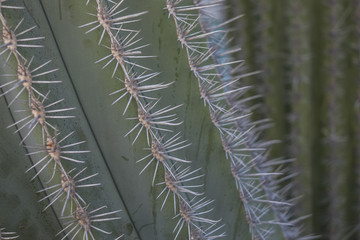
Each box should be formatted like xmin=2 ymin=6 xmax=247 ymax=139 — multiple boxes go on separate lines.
xmin=57 ymin=205 xmax=121 ymax=240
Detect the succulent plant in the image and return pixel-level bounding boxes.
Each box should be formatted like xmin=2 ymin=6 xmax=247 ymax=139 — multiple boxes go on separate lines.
xmin=0 ymin=0 xmax=359 ymax=240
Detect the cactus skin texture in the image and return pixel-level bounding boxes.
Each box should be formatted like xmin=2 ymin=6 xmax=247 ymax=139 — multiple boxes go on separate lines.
xmin=227 ymin=0 xmax=360 ymax=239
xmin=0 ymin=0 xmax=359 ymax=240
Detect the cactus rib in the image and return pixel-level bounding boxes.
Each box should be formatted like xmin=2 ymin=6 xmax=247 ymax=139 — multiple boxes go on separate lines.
xmin=165 ymin=0 xmax=314 ymax=239
xmin=0 ymin=2 xmax=123 ymax=239
xmin=80 ymin=0 xmax=225 ymax=239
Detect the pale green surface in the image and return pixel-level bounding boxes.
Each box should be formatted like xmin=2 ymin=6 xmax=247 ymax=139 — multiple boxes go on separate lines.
xmin=37 ymin=0 xmax=250 ymax=238
xmin=1 ymin=0 xmax=140 ymax=239
xmin=0 ymin=0 xmax=256 ymax=239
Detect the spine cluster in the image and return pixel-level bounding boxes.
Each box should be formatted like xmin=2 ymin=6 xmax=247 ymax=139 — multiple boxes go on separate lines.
xmin=80 ymin=0 xmax=224 ymax=239
xmin=0 ymin=227 xmax=19 ymax=240
xmin=0 ymin=2 xmax=121 ymax=239
xmin=165 ymin=0 xmax=311 ymax=239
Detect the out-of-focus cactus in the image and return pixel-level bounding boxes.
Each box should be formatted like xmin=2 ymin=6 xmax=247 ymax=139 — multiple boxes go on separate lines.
xmin=227 ymin=0 xmax=360 ymax=239
xmin=0 ymin=0 xmax=359 ymax=240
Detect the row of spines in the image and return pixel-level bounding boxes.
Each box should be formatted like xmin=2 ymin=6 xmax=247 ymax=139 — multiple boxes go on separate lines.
xmin=165 ymin=0 xmax=312 ymax=239
xmin=0 ymin=1 xmax=122 ymax=239
xmin=81 ymin=0 xmax=225 ymax=239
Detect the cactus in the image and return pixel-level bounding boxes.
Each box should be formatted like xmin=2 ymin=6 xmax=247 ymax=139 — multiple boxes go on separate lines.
xmin=0 ymin=0 xmax=359 ymax=240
